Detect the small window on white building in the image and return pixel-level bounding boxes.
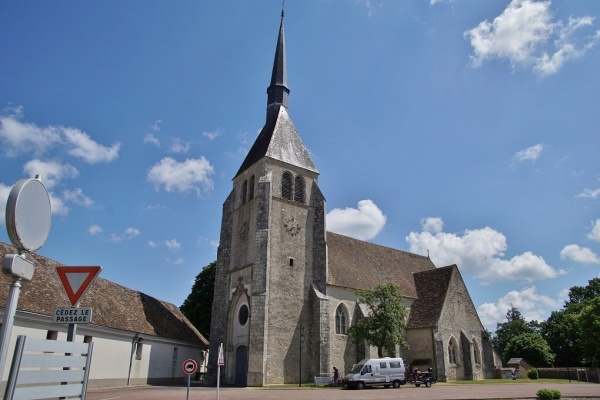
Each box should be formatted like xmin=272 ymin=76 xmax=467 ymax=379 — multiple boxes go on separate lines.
xmin=84 ymin=336 xmax=93 ymax=343
xmin=46 ymin=330 xmax=58 ymax=340
xmin=135 ymin=343 xmax=144 ymax=360
xmin=173 ymin=347 xmax=179 ymax=360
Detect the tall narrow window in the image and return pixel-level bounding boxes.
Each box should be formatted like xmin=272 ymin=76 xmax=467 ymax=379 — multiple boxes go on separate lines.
xmin=294 ymin=176 xmax=305 ymax=203
xmin=282 ymin=172 xmax=293 ymax=200
xmin=448 ymin=339 xmax=457 ymax=364
xmin=173 ymin=347 xmax=179 ymax=360
xmin=136 ymin=343 xmax=144 ymax=360
xmin=248 ymin=175 xmax=255 ymax=200
xmin=473 ymin=338 xmax=480 ymax=365
xmin=241 ymin=180 xmax=248 ymax=205
xmin=335 ymin=304 xmax=347 ymax=334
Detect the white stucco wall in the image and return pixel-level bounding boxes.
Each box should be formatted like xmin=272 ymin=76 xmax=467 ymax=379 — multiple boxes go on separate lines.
xmin=0 ymin=311 xmax=204 ymax=389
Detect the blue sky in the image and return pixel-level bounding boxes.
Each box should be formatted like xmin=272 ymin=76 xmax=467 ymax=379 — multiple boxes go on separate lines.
xmin=1 ymin=0 xmax=599 ymax=332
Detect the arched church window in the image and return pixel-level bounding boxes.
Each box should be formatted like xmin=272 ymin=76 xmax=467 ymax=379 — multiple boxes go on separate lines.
xmin=335 ymin=304 xmax=347 ymax=335
xmin=238 ymin=304 xmax=249 ymax=326
xmin=282 ymin=172 xmax=293 ymax=200
xmin=448 ymin=338 xmax=457 ymax=364
xmin=248 ymin=175 xmax=255 ymax=200
xmin=294 ymin=175 xmax=305 ymax=203
xmin=241 ymin=180 xmax=248 ymax=205
xmin=473 ymin=338 xmax=481 ymax=365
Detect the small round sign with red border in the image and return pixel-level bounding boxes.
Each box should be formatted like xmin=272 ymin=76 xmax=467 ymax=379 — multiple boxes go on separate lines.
xmin=182 ymin=359 xmax=198 ymax=375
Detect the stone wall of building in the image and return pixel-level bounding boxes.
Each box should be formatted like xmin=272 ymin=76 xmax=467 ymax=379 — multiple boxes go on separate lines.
xmin=207 ymin=190 xmax=234 ymax=385
xmin=435 ymin=267 xmax=488 ymax=381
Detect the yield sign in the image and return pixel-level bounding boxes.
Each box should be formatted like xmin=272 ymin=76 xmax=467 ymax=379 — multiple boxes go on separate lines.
xmin=56 ymin=266 xmax=102 ymax=306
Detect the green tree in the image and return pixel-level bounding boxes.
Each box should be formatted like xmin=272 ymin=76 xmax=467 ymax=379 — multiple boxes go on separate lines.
xmin=541 ymin=278 xmax=600 ymax=367
xmin=578 ymin=297 xmax=600 ymax=366
xmin=540 ymin=310 xmax=579 ymax=367
xmin=493 ymin=305 xmax=536 ymax=363
xmin=564 ymin=278 xmax=600 ymax=311
xmin=180 ymin=261 xmax=216 ymax=340
xmin=347 ymin=283 xmax=409 ymax=357
xmin=502 ymin=332 xmax=555 ymax=367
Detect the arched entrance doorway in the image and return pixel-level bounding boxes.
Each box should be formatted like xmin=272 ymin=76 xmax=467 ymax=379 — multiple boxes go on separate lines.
xmin=235 ymin=345 xmax=248 ymax=386
xmin=230 ymin=291 xmax=250 ymax=386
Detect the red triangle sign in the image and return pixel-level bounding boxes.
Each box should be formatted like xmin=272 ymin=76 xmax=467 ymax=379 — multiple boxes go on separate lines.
xmin=56 ymin=266 xmax=102 ymax=306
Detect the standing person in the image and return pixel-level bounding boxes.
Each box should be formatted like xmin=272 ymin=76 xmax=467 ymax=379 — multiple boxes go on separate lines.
xmin=333 ymin=367 xmax=339 ymax=386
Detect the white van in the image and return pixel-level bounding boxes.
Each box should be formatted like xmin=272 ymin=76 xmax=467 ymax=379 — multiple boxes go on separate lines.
xmin=343 ymin=357 xmax=407 ymax=389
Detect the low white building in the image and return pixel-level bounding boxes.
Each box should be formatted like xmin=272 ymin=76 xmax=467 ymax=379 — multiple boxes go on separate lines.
xmin=0 ymin=241 xmax=208 ymax=391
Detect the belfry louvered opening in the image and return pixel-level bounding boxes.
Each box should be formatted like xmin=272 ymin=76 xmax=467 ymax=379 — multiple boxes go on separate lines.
xmin=282 ymin=171 xmax=293 ymax=200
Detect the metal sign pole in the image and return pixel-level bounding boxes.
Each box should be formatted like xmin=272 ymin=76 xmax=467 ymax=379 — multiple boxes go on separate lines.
xmin=216 ymin=342 xmax=224 ymax=400
xmin=216 ymin=363 xmax=220 ymax=400
xmin=0 ymin=278 xmax=22 ymax=383
xmin=186 ymin=373 xmax=191 ymax=400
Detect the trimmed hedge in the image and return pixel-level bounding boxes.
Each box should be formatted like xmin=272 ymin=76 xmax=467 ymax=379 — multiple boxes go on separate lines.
xmin=537 ymin=388 xmax=561 ymax=399
xmin=528 ymin=368 xmax=539 ymax=380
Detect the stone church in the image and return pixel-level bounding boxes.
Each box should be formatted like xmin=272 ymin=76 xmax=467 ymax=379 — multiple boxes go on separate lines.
xmin=208 ymin=12 xmax=500 ymax=386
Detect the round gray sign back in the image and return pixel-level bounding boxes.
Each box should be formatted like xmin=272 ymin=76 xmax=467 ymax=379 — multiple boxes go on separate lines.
xmin=5 ymin=177 xmax=51 ymax=252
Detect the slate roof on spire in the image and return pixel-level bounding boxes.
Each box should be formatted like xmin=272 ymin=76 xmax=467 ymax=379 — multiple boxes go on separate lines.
xmin=235 ymin=11 xmax=317 ymax=177
xmin=267 ymin=12 xmax=288 ymax=109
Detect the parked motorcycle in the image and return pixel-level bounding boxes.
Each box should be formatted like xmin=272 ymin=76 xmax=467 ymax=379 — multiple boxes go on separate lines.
xmin=408 ymin=367 xmax=435 ymax=388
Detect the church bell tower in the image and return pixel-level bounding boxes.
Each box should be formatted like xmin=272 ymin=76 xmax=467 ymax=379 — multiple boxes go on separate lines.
xmin=208 ymin=10 xmax=329 ymax=386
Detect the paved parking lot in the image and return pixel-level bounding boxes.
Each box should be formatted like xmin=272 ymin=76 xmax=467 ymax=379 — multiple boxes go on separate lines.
xmin=86 ymin=382 xmax=599 ymax=400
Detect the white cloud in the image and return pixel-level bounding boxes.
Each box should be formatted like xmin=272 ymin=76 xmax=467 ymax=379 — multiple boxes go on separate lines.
xmin=0 ymin=183 xmax=12 ymax=225
xmin=147 ymin=156 xmax=215 ymax=196
xmin=326 ymin=199 xmax=387 ymax=241
xmin=406 ymin=217 xmax=563 ymax=282
xmin=152 ymin=120 xmax=162 ymax=131
xmin=170 ymin=138 xmax=190 ymax=154
xmin=588 ymin=219 xmax=600 ymax=242
xmin=422 ymin=217 xmax=444 ymax=234
xmin=63 ymin=127 xmax=120 ymax=164
xmin=357 ymin=0 xmax=381 ymax=18
xmin=88 ymin=225 xmax=102 ymax=236
xmin=560 ymin=244 xmax=600 ymax=264
xmin=0 ymin=110 xmax=62 ymax=156
xmin=477 ymin=286 xmax=561 ymax=331
xmin=202 ymin=128 xmax=222 ymax=140
xmin=147 ymin=240 xmax=158 ymax=248
xmin=512 ymin=143 xmax=544 ymax=162
xmin=1 ymin=108 xmax=120 ymax=164
xmin=464 ymin=0 xmax=600 ymax=77
xmin=48 ymin=192 xmax=68 ymax=216
xmin=110 ymin=227 xmax=140 ymax=242
xmin=144 ymin=133 xmax=160 ymax=146
xmin=22 ymin=159 xmax=79 ymax=190
xmin=166 ymin=256 xmax=185 ymax=265
xmin=62 ymin=188 xmax=94 ymax=207
xmin=577 ymin=188 xmax=600 ymax=199
xmin=165 ymin=239 xmax=182 ymax=250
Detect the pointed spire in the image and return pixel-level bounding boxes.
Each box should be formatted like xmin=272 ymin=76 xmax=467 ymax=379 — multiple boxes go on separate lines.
xmin=266 ymin=7 xmax=289 ymax=120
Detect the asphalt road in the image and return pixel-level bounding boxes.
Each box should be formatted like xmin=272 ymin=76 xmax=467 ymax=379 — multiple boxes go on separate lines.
xmin=86 ymin=382 xmax=600 ymax=400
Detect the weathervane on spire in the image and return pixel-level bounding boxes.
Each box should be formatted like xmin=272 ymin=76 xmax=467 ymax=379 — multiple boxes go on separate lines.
xmin=281 ymin=0 xmax=285 ymax=17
